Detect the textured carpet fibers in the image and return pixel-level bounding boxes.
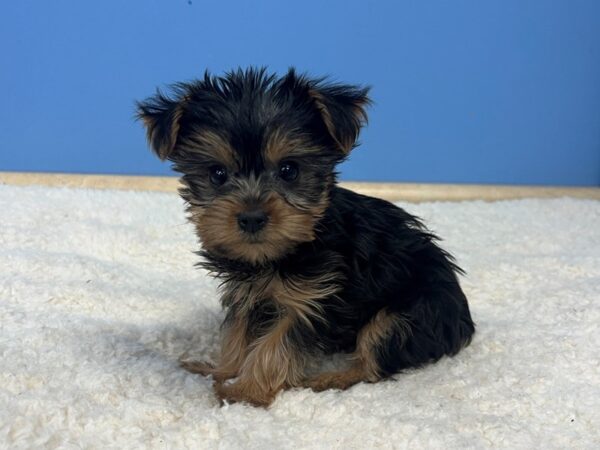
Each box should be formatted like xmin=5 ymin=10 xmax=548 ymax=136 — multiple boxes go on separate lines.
xmin=1 ymin=185 xmax=599 ymax=449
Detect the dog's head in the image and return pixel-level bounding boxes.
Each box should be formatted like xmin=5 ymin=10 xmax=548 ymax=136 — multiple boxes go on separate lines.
xmin=137 ymin=68 xmax=370 ymax=265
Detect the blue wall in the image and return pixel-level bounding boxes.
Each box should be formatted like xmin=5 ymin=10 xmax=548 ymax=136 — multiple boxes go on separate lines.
xmin=2 ymin=1 xmax=599 ymax=186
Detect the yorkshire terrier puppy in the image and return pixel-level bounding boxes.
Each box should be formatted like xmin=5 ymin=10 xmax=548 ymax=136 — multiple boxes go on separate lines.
xmin=137 ymin=68 xmax=475 ymax=407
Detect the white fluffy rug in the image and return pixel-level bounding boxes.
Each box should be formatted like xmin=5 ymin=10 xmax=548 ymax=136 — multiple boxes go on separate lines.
xmin=1 ymin=185 xmax=599 ymax=449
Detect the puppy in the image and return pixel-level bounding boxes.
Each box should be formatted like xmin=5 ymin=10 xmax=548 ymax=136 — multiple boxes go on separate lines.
xmin=137 ymin=68 xmax=475 ymax=407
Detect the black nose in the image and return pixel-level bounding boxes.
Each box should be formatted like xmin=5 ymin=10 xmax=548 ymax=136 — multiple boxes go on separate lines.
xmin=237 ymin=210 xmax=268 ymax=234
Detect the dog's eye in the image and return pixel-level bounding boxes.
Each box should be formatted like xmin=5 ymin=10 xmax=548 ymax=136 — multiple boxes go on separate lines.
xmin=209 ymin=165 xmax=228 ymax=186
xmin=278 ymin=161 xmax=299 ymax=182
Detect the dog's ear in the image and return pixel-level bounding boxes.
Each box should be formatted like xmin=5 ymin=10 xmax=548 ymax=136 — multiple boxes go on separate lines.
xmin=308 ymin=79 xmax=371 ymax=155
xmin=309 ymin=84 xmax=371 ymax=154
xmin=136 ymin=87 xmax=188 ymax=160
xmin=278 ymin=69 xmax=371 ymax=154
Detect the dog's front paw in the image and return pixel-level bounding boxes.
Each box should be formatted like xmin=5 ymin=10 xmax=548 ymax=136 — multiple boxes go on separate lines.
xmin=214 ymin=381 xmax=277 ymax=407
xmin=179 ymin=359 xmax=216 ymax=376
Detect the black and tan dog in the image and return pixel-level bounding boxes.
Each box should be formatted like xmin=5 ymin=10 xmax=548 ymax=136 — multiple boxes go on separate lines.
xmin=137 ymin=68 xmax=475 ymax=407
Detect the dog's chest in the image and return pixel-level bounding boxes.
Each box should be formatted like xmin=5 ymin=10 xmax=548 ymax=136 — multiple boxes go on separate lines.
xmin=220 ymin=269 xmax=343 ymax=323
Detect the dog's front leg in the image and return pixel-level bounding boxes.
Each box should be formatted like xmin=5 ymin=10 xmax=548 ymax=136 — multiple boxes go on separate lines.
xmin=215 ymin=315 xmax=303 ymax=407
xmin=180 ymin=309 xmax=250 ymax=383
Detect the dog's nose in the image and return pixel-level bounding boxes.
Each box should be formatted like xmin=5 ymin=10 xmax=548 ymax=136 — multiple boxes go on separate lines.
xmin=237 ymin=210 xmax=269 ymax=234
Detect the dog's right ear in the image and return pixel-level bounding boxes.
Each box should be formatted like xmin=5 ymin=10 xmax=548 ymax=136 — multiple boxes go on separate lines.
xmin=136 ymin=88 xmax=188 ymax=160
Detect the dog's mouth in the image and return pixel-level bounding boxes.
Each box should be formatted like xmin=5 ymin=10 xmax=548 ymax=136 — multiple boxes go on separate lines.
xmin=243 ymin=232 xmax=267 ymax=244
xmin=192 ymin=197 xmax=321 ymax=264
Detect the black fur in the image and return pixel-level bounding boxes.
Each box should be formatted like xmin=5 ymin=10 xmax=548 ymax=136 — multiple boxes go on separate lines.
xmin=202 ymin=186 xmax=475 ymax=374
xmin=137 ymin=67 xmax=475 ymax=404
xmin=315 ymin=187 xmax=474 ymax=372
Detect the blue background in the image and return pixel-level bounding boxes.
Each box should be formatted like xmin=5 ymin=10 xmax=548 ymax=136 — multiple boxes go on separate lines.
xmin=2 ymin=1 xmax=600 ymax=186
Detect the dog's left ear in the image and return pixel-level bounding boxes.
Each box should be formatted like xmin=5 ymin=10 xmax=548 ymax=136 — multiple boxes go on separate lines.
xmin=308 ymin=81 xmax=371 ymax=155
xmin=136 ymin=88 xmax=188 ymax=160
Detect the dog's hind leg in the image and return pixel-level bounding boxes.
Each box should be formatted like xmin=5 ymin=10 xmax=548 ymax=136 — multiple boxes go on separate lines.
xmin=304 ymin=308 xmax=412 ymax=392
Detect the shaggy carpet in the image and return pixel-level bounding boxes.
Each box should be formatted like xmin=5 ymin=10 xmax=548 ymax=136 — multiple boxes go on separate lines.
xmin=1 ymin=185 xmax=599 ymax=449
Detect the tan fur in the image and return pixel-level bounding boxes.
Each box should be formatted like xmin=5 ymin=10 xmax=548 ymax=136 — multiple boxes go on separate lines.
xmin=222 ymin=269 xmax=342 ymax=323
xmin=142 ymin=104 xmax=184 ymax=159
xmin=241 ymin=315 xmax=303 ymax=390
xmin=180 ymin=311 xmax=250 ymax=382
xmin=189 ymin=195 xmax=245 ymax=255
xmin=213 ymin=377 xmax=277 ymax=407
xmin=178 ymin=129 xmax=237 ymax=167
xmin=203 ymin=270 xmax=343 ymax=406
xmin=356 ymin=308 xmax=411 ymax=379
xmin=189 ymin=191 xmax=325 ymax=265
xmin=309 ymin=89 xmax=343 ymax=151
xmin=179 ymin=359 xmax=216 ymax=376
xmin=263 ymin=128 xmax=323 ymax=165
xmin=305 ymin=308 xmax=412 ymax=391
xmin=270 ymin=272 xmax=341 ymax=327
xmin=308 ymin=88 xmax=368 ymax=154
xmin=304 ymin=364 xmax=368 ymax=392
xmin=214 ymin=314 xmax=303 ymax=406
xmin=143 ymin=99 xmax=187 ymax=160
xmin=216 ymin=312 xmax=252 ymax=379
